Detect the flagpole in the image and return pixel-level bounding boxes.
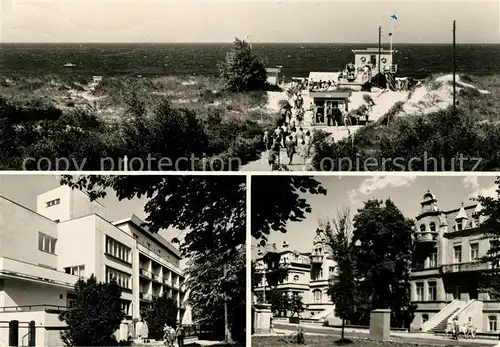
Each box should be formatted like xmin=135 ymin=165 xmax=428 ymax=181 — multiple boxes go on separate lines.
xmin=390 ymin=20 xmax=394 ymax=64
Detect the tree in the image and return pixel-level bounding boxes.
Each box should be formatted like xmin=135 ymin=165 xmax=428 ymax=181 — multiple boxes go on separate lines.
xmin=218 ymin=38 xmax=267 ymax=92
xmin=59 ymin=275 xmax=125 ymax=346
xmin=251 ymin=176 xmax=327 ymax=245
xmin=474 ymin=179 xmax=500 ymax=296
xmin=143 ymin=294 xmax=179 ymax=341
xmin=266 ymin=290 xmax=289 ymax=317
xmin=325 ymin=210 xmax=359 ymax=343
xmin=183 ymin=247 xmax=246 ymax=343
xmin=289 ymin=293 xmax=305 ymax=318
xmin=352 ymin=199 xmax=416 ymax=328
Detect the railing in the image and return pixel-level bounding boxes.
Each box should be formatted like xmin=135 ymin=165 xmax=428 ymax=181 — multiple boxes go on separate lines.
xmin=139 ymin=269 xmax=181 ymax=290
xmin=310 ymin=255 xmax=324 ymax=264
xmin=441 ymin=261 xmax=491 ymax=273
xmin=139 ymin=268 xmax=152 ymax=278
xmin=139 ymin=293 xmax=153 ymax=301
xmin=415 ymin=232 xmax=437 ymax=243
xmin=0 ymin=305 xmax=68 ymax=313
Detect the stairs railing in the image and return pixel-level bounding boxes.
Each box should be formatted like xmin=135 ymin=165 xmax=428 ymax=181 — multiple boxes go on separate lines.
xmin=421 ymin=300 xmax=465 ymax=332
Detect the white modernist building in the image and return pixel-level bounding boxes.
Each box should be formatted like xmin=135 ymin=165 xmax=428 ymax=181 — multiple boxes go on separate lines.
xmin=0 ymin=185 xmax=189 ymax=346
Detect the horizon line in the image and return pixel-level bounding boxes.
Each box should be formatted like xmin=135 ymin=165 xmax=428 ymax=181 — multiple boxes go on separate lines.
xmin=2 ymin=41 xmax=499 ymax=45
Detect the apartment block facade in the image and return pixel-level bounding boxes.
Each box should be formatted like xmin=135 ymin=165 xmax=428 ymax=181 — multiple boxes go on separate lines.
xmin=410 ymin=191 xmax=499 ymax=334
xmin=0 ymin=186 xmax=188 ymax=346
xmin=253 ymin=229 xmax=339 ymax=323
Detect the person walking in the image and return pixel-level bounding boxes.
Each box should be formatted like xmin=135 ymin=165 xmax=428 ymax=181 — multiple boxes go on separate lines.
xmin=326 ymin=103 xmax=333 ymax=126
xmin=176 ymin=322 xmax=185 ymax=347
xmin=452 ymin=316 xmax=460 ymax=340
xmin=263 ymin=131 xmax=270 ymax=150
xmin=285 ymin=135 xmax=296 ymax=165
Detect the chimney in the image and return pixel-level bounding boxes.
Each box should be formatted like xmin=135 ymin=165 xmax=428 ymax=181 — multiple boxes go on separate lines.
xmin=282 ymin=241 xmax=289 ymax=249
xmin=257 ymin=250 xmax=263 ymax=256
xmin=272 ymin=243 xmax=276 ymax=249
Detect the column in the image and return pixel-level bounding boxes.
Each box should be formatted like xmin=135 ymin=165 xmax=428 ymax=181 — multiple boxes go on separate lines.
xmin=370 ymin=309 xmax=391 ymax=341
xmin=437 ymin=278 xmax=445 ymax=302
xmin=132 ymin=241 xmax=140 ymax=319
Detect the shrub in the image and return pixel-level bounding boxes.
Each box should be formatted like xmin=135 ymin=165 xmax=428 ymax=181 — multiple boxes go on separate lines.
xmin=59 ymin=275 xmax=125 ymax=346
xmin=143 ymin=294 xmax=178 ymax=341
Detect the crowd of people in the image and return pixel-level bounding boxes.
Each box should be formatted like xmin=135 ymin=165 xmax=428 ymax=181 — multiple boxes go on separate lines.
xmin=264 ymin=92 xmax=313 ymax=169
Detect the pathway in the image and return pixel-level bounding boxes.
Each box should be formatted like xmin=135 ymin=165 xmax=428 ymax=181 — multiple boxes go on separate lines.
xmin=267 ymin=322 xmax=499 ymax=346
xmin=239 ymin=125 xmax=362 ymax=172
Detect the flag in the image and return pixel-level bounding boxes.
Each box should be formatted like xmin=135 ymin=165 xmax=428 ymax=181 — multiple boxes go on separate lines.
xmin=391 ymin=14 xmax=398 ymax=20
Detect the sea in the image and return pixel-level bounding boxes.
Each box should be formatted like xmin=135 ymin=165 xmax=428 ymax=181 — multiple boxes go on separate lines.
xmin=1 ymin=43 xmax=499 ymax=79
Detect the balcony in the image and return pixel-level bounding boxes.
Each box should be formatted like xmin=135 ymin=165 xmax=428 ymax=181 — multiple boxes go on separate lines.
xmin=0 ymin=257 xmax=80 ymax=288
xmin=441 ymin=261 xmax=491 ymax=274
xmin=415 ymin=232 xmax=437 ymax=244
xmin=0 ymin=305 xmax=68 ymax=313
xmin=310 ymin=255 xmax=324 ymax=264
xmin=139 ymin=268 xmax=152 ymax=279
xmin=153 ymin=274 xmax=162 ymax=283
xmin=140 ymin=293 xmax=153 ymax=301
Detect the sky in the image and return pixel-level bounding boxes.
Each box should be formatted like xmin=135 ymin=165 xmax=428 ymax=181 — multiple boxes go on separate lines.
xmin=252 ymin=175 xmax=499 ymax=256
xmin=1 ymin=0 xmax=499 ymax=43
xmin=0 ymin=174 xmax=184 ymax=247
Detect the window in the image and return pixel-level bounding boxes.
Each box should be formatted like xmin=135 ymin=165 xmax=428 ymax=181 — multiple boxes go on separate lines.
xmin=65 ymin=265 xmax=85 ymax=278
xmin=106 ymin=266 xmax=132 ymax=290
xmin=489 ymin=316 xmax=498 ymax=332
xmin=428 ymin=281 xmax=437 ymax=301
xmin=38 ymin=232 xmax=57 ymax=254
xmin=429 ymin=222 xmax=436 ymax=232
xmin=422 ymin=314 xmax=429 ymax=323
xmin=329 ymin=267 xmax=335 ymax=277
xmin=313 ymin=290 xmax=322 ymax=303
xmin=105 ymin=236 xmax=131 ymax=264
xmin=416 ymin=283 xmax=424 ymax=301
xmin=420 ymin=224 xmax=426 ymax=232
xmin=121 ymin=300 xmax=131 ymax=316
xmin=46 ymin=198 xmax=60 ymax=207
xmin=293 ymin=275 xmax=299 ymax=282
xmin=470 ymin=243 xmax=479 ymax=261
xmin=454 ymin=245 xmax=462 ymax=263
xmin=429 ymin=252 xmax=438 ymax=268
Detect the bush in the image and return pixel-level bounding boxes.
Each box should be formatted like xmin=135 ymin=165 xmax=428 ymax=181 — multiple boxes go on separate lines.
xmin=59 ymin=275 xmax=125 ymax=346
xmin=143 ymin=294 xmax=178 ymax=341
xmin=218 ymin=38 xmax=267 ymax=92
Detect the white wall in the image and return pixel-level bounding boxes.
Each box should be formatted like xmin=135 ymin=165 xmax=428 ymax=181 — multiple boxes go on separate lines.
xmin=1 ymin=279 xmax=69 ymax=308
xmin=0 ymin=197 xmax=59 ymax=268
xmin=37 ymin=185 xmax=106 ymax=222
xmin=36 ymin=185 xmax=72 ymax=222
xmin=57 ymin=215 xmax=98 ymax=276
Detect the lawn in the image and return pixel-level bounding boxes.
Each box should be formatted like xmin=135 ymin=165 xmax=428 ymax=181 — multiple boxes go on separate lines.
xmin=252 ymin=335 xmax=493 ymax=347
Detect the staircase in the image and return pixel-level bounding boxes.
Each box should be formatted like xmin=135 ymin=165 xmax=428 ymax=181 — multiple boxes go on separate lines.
xmin=429 ymin=308 xmax=461 ymax=333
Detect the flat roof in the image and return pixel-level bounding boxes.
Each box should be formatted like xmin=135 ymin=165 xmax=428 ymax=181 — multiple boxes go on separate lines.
xmin=113 ymin=214 xmax=182 ymax=259
xmin=309 ymin=91 xmax=352 ymax=98
xmin=352 ymin=48 xmax=394 ymax=53
xmin=266 ymin=68 xmax=282 ymax=73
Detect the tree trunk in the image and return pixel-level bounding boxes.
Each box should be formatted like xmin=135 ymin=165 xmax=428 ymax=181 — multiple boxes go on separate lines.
xmin=341 ymin=319 xmax=345 ymax=341
xmin=224 ymin=264 xmax=234 ymax=344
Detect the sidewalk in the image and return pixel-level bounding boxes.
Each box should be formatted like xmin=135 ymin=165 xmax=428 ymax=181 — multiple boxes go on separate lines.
xmin=271 ymin=322 xmax=500 ymax=346
xmin=239 ymin=125 xmax=362 ymax=171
